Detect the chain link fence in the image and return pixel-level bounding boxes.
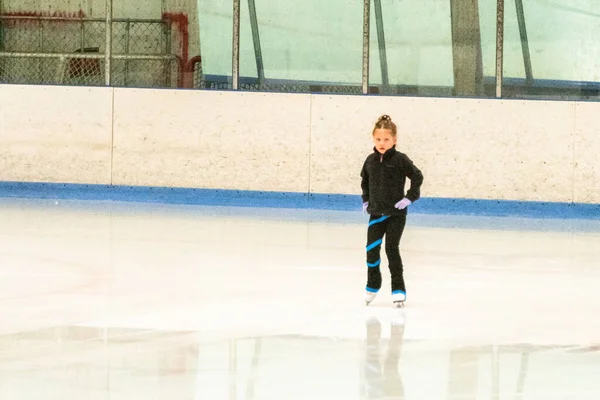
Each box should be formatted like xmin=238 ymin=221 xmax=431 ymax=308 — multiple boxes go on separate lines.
xmin=0 ymin=52 xmax=181 ymax=87
xmin=198 ymin=79 xmax=363 ymax=94
xmin=0 ymin=53 xmax=105 ymax=86
xmin=191 ymin=57 xmax=362 ymax=94
xmin=0 ymin=15 xmax=179 ymax=87
xmin=2 ymin=15 xmax=361 ymax=93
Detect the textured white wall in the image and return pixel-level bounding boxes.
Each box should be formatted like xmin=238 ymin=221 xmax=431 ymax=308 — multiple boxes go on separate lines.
xmin=311 ymin=95 xmax=577 ymax=203
xmin=0 ymin=85 xmax=599 ymax=204
xmin=0 ymin=85 xmax=113 ymax=184
xmin=573 ymin=102 xmax=600 ymax=204
xmin=111 ymin=89 xmax=311 ymax=192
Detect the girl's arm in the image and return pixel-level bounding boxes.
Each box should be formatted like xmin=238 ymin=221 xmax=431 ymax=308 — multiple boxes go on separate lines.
xmin=403 ymin=156 xmax=424 ymax=202
xmin=360 ymin=162 xmax=370 ymax=203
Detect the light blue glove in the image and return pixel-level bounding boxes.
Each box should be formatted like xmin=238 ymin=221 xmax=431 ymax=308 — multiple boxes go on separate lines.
xmin=394 ymin=198 xmax=412 ymax=210
xmin=362 ymin=202 xmax=369 ymax=214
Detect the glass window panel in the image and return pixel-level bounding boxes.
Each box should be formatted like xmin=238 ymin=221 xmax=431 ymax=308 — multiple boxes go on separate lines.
xmin=502 ymin=0 xmax=527 ymax=80
xmin=369 ymin=0 xmax=454 ymax=91
xmin=369 ymin=0 xmax=496 ymax=98
xmin=238 ymin=0 xmax=364 ymax=93
xmin=502 ymin=0 xmax=600 ymax=99
xmin=197 ymin=0 xmax=233 ymax=89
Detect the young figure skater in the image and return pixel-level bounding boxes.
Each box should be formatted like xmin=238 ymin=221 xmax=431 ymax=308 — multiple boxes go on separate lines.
xmin=360 ymin=115 xmax=423 ymax=307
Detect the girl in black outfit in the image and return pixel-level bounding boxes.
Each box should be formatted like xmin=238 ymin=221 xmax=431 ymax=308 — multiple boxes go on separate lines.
xmin=360 ymin=115 xmax=424 ymax=307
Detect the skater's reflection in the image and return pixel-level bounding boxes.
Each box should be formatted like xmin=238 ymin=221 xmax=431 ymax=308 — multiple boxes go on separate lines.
xmin=362 ymin=315 xmax=406 ymax=399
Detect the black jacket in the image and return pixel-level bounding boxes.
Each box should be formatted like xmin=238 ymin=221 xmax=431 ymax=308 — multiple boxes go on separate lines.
xmin=360 ymin=145 xmax=424 ymax=216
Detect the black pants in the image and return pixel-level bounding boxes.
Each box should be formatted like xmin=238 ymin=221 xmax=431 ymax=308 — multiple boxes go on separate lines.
xmin=365 ymin=214 xmax=407 ymax=294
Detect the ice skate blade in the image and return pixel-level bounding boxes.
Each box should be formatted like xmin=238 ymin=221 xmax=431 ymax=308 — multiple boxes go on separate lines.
xmin=393 ymin=301 xmax=405 ymax=308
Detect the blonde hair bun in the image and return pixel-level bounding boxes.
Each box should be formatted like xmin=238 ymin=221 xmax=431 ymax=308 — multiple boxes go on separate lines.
xmin=373 ymin=114 xmax=397 ymax=137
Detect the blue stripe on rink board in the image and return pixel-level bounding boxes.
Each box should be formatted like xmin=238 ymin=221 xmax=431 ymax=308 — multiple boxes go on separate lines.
xmin=0 ymin=181 xmax=599 ymax=220
xmin=366 ymin=239 xmax=382 ymax=251
xmin=367 ymin=259 xmax=381 ymax=267
xmin=368 ymin=215 xmax=389 ymax=226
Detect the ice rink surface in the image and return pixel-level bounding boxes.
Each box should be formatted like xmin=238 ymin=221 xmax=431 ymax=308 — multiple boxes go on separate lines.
xmin=1 ymin=198 xmax=600 ymax=400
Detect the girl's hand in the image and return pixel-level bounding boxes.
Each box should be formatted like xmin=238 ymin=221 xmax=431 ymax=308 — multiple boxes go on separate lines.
xmin=394 ymin=198 xmax=412 ymax=210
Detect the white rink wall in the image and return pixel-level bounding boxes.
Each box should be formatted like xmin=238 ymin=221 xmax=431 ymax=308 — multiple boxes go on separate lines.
xmin=1 ymin=84 xmax=599 ymax=204
xmin=112 ymin=89 xmax=312 ymax=192
xmin=0 ymin=86 xmax=114 ymax=184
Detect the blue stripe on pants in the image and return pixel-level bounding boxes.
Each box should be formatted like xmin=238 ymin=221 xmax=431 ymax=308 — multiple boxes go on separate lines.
xmin=366 ymin=239 xmax=382 ymax=251
xmin=368 ymin=215 xmax=389 ymax=227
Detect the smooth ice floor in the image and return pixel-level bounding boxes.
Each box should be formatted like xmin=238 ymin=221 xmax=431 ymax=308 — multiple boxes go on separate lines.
xmin=1 ymin=198 xmax=600 ymax=400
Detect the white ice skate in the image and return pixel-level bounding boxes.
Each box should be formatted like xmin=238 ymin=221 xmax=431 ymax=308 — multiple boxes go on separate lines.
xmin=391 ymin=291 xmax=406 ymax=308
xmin=364 ymin=289 xmax=378 ymax=305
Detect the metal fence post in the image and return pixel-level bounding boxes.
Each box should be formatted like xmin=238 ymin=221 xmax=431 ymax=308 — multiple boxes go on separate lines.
xmin=495 ymin=0 xmax=504 ymax=98
xmin=125 ymin=21 xmax=131 ymax=85
xmin=232 ymin=0 xmax=240 ymax=90
xmin=515 ymin=0 xmax=532 ymax=83
xmin=105 ymin=0 xmax=112 ymax=86
xmin=373 ymin=0 xmax=388 ymax=93
xmin=248 ymin=0 xmax=264 ymax=86
xmin=362 ymin=0 xmax=370 ymax=95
